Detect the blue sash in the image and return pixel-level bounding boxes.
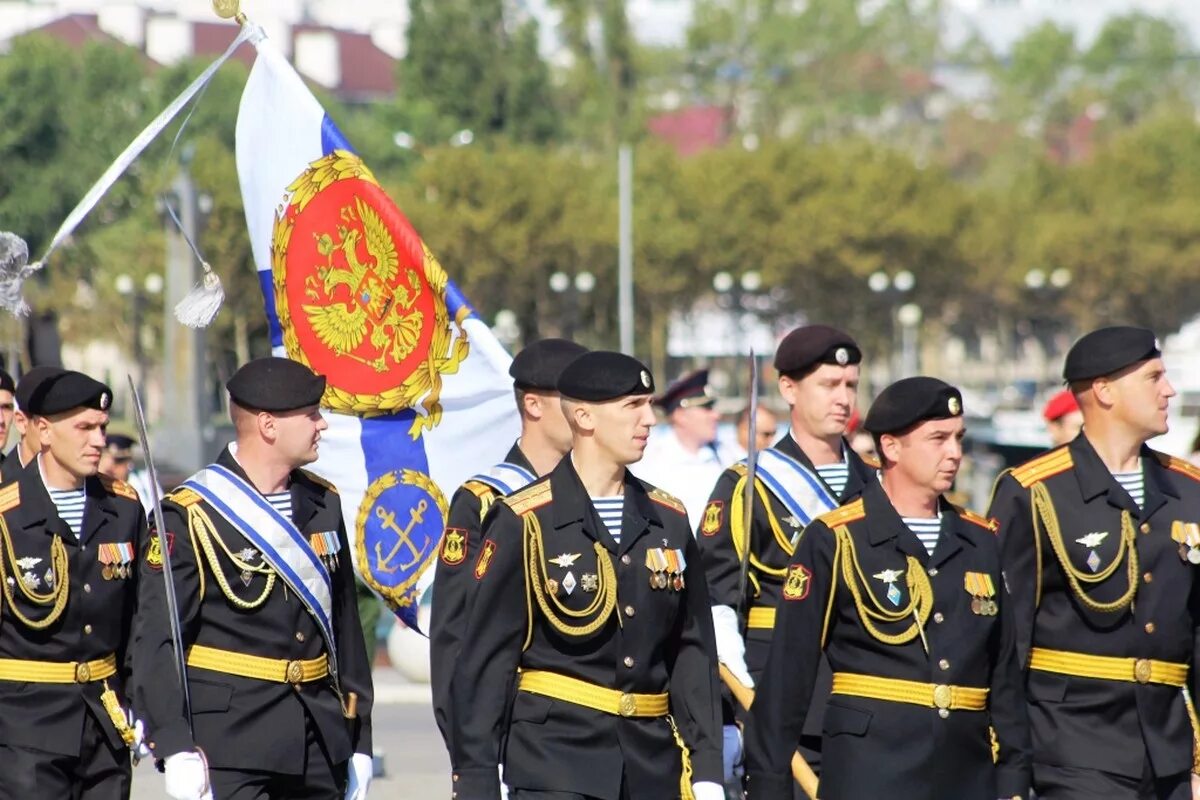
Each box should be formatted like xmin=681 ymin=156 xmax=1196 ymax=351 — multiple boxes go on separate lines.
xmin=752 ymin=449 xmax=839 ymax=528
xmin=469 ymin=461 xmax=537 ymax=497
xmin=183 ymin=465 xmax=339 ymax=670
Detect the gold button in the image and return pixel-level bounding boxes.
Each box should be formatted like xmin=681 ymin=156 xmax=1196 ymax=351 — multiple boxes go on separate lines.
xmin=938 ymin=658 xmax=950 ymax=671
xmin=75 ymin=662 xmax=92 ymax=682
xmin=623 ymin=656 xmax=635 ymax=668
xmin=286 ymin=660 xmax=305 ymax=684
xmin=933 ymin=612 xmax=944 ymax=624
xmin=295 ymin=632 xmax=305 ymax=642
xmin=83 ymin=624 xmax=93 ymax=635
xmin=624 ymin=606 xmax=635 ymax=617
xmin=83 ymin=583 xmax=91 ymax=593
xmin=621 ymin=554 xmax=632 ymax=565
xmin=1134 ymin=658 xmax=1152 ymax=683
xmin=932 ymin=684 xmax=952 ymax=709
xmin=453 ymin=775 xmax=459 ymax=782
xmin=1140 ymin=523 xmax=1150 ymax=534
xmin=618 ymin=693 xmax=637 ymax=717
xmin=1143 ymin=572 xmax=1153 ymax=583
xmin=1145 ymin=622 xmax=1156 ymax=634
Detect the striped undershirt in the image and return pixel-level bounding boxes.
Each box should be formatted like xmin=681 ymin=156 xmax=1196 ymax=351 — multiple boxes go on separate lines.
xmin=1112 ymin=469 xmax=1145 ymax=510
xmin=815 ymin=462 xmax=850 ymax=497
xmin=48 ymin=487 xmax=86 ymax=537
xmin=592 ymin=496 xmax=624 ymax=544
xmin=903 ymin=516 xmax=942 ymax=556
xmin=266 ymin=491 xmax=293 ymax=522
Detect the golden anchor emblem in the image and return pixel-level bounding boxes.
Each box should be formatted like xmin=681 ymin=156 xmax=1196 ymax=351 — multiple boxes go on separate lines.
xmin=374 ymin=499 xmax=429 ymax=574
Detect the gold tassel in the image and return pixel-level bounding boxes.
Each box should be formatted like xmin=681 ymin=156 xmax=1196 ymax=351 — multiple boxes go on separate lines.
xmin=667 ymin=715 xmax=695 ymax=800
xmin=99 ymin=680 xmax=137 ymax=747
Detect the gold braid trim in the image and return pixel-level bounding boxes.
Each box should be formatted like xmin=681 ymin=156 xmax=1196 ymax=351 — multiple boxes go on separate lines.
xmin=731 ymin=475 xmax=791 ymax=580
xmin=666 ymin=714 xmax=696 ymax=800
xmin=0 ymin=517 xmax=69 ymax=629
xmin=189 ymin=506 xmax=276 ymax=610
xmin=1182 ymin=687 xmax=1200 ymax=774
xmin=1032 ymin=482 xmax=1138 ymax=613
xmin=833 ymin=525 xmax=933 ymax=647
xmin=523 ymin=512 xmax=617 ymax=641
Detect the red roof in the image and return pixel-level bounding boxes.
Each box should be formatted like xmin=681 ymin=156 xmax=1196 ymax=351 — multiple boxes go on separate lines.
xmin=27 ymin=13 xmax=121 ymax=48
xmin=190 ymin=20 xmax=256 ymax=70
xmin=647 ymin=106 xmax=732 ymax=157
xmin=291 ymin=24 xmax=395 ymax=100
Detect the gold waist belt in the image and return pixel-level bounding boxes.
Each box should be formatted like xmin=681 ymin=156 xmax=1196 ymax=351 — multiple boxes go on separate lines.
xmin=747 ymin=606 xmax=776 ymax=630
xmin=831 ymin=672 xmax=989 ymax=711
xmin=518 ymin=669 xmax=669 ymax=718
xmin=1029 ymin=646 xmax=1188 ymax=687
xmin=0 ymin=653 xmax=117 ymax=684
xmin=186 ymin=644 xmax=328 ymax=685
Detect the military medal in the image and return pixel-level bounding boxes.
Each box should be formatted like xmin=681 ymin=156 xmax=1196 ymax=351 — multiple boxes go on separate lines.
xmin=309 ymin=531 xmax=341 ymax=572
xmin=1075 ymin=531 xmax=1109 ymax=573
xmin=241 ymin=570 xmax=254 ymax=587
xmin=872 ymin=568 xmax=905 ymax=607
xmin=646 ymin=549 xmax=669 ymax=590
xmin=1171 ymin=522 xmax=1200 ymax=564
xmin=546 ymin=578 xmax=559 ymax=595
xmin=561 ymin=572 xmax=577 ymax=595
xmin=965 ymin=572 xmax=997 ymax=616
xmin=580 ymin=573 xmax=599 ymax=593
xmin=549 ymin=553 xmax=581 ymax=568
xmin=21 ymin=571 xmax=40 ymax=590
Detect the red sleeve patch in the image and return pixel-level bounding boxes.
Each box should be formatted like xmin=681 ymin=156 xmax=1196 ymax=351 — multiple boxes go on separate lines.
xmin=783 ymin=564 xmax=812 ymax=601
xmin=145 ymin=532 xmax=176 ymax=571
xmin=474 ymin=540 xmax=497 ymax=580
xmin=441 ymin=527 xmax=467 ymax=566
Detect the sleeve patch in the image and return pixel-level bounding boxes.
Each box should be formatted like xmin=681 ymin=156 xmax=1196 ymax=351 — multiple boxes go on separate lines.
xmin=474 ymin=539 xmax=497 ymax=580
xmin=701 ymin=500 xmax=724 ymax=536
xmin=145 ymin=532 xmax=175 ymax=571
xmin=441 ymin=527 xmax=467 ymax=566
xmin=783 ymin=564 xmax=812 ymax=601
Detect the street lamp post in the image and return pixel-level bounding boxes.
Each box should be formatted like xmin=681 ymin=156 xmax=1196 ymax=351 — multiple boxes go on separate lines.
xmin=115 ymin=273 xmax=164 ymax=410
xmin=1023 ymin=267 xmax=1072 ymax=384
xmin=868 ymin=270 xmax=917 ymax=383
xmin=548 ymin=270 xmax=596 ymax=342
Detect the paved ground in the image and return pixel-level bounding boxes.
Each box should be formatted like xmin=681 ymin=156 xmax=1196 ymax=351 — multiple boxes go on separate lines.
xmin=131 ymin=668 xmax=450 ymax=799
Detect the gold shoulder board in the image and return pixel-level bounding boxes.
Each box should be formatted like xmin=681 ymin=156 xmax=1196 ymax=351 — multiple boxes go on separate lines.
xmin=298 ymin=469 xmax=340 ymax=495
xmin=1156 ymin=451 xmax=1200 ymax=483
xmin=1010 ymin=447 xmax=1073 ymax=488
xmin=167 ymin=487 xmax=204 ymax=508
xmin=462 ymin=480 xmax=499 ymax=502
xmin=861 ymin=454 xmax=881 ymax=470
xmin=729 ymin=462 xmax=748 ymax=477
xmin=98 ymin=475 xmax=139 ymax=502
xmin=0 ymin=483 xmax=19 ymax=513
xmin=648 ymin=487 xmax=686 ymax=516
xmin=815 ymin=497 xmax=866 ymax=528
xmin=502 ymin=481 xmax=552 ymax=516
xmin=956 ymin=506 xmax=999 ymax=534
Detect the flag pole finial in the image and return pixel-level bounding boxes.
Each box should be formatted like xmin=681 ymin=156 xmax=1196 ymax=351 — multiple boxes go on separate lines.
xmin=212 ymin=0 xmax=246 ymax=25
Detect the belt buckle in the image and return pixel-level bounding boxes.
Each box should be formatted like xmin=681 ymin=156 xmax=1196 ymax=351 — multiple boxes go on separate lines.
xmin=618 ymin=693 xmax=637 ymax=717
xmin=75 ymin=662 xmax=92 ymax=683
xmin=932 ymin=684 xmax=952 ymax=710
xmin=1134 ymin=659 xmax=1152 ymax=684
xmin=286 ymin=660 xmax=305 ymax=684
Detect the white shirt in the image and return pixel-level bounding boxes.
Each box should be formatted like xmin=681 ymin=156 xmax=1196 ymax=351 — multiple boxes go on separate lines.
xmin=633 ymin=430 xmax=741 ymax=533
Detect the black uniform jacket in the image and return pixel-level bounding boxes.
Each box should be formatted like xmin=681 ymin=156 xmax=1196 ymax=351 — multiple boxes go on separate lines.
xmin=0 ymin=446 xmax=32 ymax=483
xmin=698 ymin=434 xmax=874 ymax=735
xmin=130 ymin=447 xmax=373 ymax=773
xmin=450 ymin=457 xmax=722 ymax=800
xmin=988 ymin=434 xmax=1200 ymax=779
xmin=430 ymin=443 xmax=536 ymax=759
xmin=745 ymin=480 xmax=1031 ymax=800
xmin=0 ymin=463 xmax=148 ymax=755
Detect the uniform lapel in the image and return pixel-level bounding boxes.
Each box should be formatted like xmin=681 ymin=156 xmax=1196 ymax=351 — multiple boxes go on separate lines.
xmin=927 ymin=501 xmax=974 ymax=572
xmin=290 ymin=473 xmax=324 ymax=533
xmin=616 ymin=474 xmax=658 ymax=557
xmin=1070 ymin=436 xmax=1140 ymax=517
xmin=1139 ymin=447 xmax=1175 ymax=523
xmin=863 ymin=482 xmax=929 ymax=566
xmin=79 ymin=475 xmax=118 ymax=546
xmin=842 ymin=444 xmax=876 ymax=501
xmin=552 ymin=460 xmax=620 ymax=554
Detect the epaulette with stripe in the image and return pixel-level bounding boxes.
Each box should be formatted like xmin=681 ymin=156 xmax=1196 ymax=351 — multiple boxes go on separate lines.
xmin=461 ymin=480 xmax=500 ymax=502
xmin=648 ymin=487 xmax=686 ymax=516
xmin=815 ymin=498 xmax=865 ymax=528
xmin=98 ymin=474 xmax=139 ymax=502
xmin=166 ymin=487 xmax=204 ymax=508
xmin=729 ymin=462 xmax=748 ymax=477
xmin=1156 ymin=451 xmax=1200 ymax=483
xmin=861 ymin=454 xmax=881 ymax=470
xmin=502 ymin=481 xmax=552 ymax=515
xmin=1010 ymin=447 xmax=1073 ymax=488
xmin=0 ymin=483 xmax=19 ymax=513
xmin=955 ymin=506 xmax=999 ymax=534
xmin=298 ymin=468 xmax=340 ymax=495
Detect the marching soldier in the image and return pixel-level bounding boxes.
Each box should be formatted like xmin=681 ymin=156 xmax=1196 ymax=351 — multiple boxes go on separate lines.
xmin=988 ymin=326 xmax=1200 ymax=799
xmin=745 ymin=377 xmax=1030 ymax=800
xmin=1 ymin=365 xmax=64 ymax=481
xmin=0 ymin=370 xmax=149 ymax=799
xmin=131 ymin=357 xmax=374 ymax=800
xmin=450 ymin=351 xmax=724 ymax=800
xmin=697 ymin=324 xmax=875 ymax=782
xmin=430 ymin=337 xmax=586 ymax=759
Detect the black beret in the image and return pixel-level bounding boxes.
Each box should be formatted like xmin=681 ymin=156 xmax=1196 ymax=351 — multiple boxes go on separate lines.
xmin=0 ymin=369 xmax=13 ymax=395
xmin=227 ymin=357 xmax=327 ymax=412
xmin=557 ymin=351 xmax=655 ymax=402
xmin=1063 ymin=326 xmax=1161 ymax=382
xmin=15 ymin=366 xmax=66 ymax=412
xmin=25 ymin=370 xmax=112 ymax=416
xmin=656 ymin=369 xmax=715 ymax=413
xmin=105 ymin=433 xmax=136 ymax=451
xmin=863 ymin=376 xmax=963 ymax=436
xmin=774 ymin=325 xmax=862 ymax=375
xmin=510 ymin=338 xmax=588 ymax=391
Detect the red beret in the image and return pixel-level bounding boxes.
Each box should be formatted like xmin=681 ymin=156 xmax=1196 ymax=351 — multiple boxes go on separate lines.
xmin=1042 ymin=389 xmax=1079 ymax=422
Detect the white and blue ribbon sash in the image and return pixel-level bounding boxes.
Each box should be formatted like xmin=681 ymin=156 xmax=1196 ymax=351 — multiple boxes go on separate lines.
xmin=183 ymin=465 xmax=338 ymax=665
xmin=751 ymin=449 xmax=839 ymax=528
xmin=468 ymin=461 xmax=537 ymax=497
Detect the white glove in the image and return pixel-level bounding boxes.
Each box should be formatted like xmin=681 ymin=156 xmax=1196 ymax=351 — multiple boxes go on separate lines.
xmin=499 ymin=764 xmax=508 ymax=800
xmin=344 ymin=752 xmax=373 ymax=800
xmin=126 ymin=712 xmax=151 ymax=762
xmin=711 ymin=605 xmax=754 ymax=689
xmin=692 ymin=781 xmax=726 ymax=800
xmin=164 ymin=751 xmax=210 ymax=800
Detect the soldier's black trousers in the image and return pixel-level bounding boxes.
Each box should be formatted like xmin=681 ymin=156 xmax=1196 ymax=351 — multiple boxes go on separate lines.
xmin=1033 ymin=761 xmax=1190 ymax=800
xmin=510 ymin=783 xmax=632 ymax=800
xmin=209 ymin=710 xmax=347 ymax=800
xmin=0 ymin=709 xmax=130 ymax=800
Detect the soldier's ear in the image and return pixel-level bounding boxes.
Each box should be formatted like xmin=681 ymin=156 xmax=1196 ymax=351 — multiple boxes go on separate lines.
xmin=257 ymin=410 xmax=278 ymax=441
xmin=879 ymin=432 xmax=901 ymax=465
